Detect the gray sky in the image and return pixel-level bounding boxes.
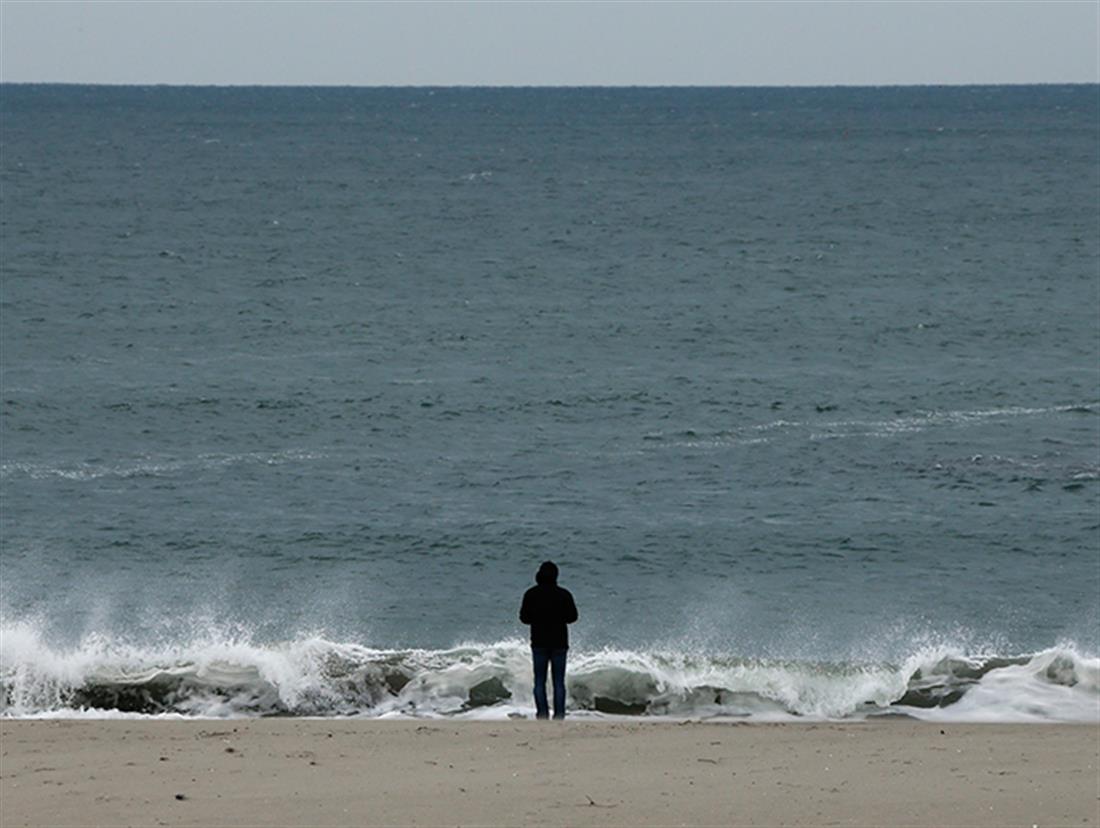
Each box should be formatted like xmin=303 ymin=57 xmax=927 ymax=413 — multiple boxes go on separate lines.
xmin=1 ymin=1 xmax=1097 ymax=86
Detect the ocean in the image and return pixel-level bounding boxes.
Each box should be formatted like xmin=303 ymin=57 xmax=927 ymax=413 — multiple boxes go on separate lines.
xmin=1 ymin=84 xmax=1097 ymax=721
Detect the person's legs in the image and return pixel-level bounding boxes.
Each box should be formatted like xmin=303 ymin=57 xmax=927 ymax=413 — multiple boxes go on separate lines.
xmin=549 ymin=648 xmax=568 ymax=720
xmin=531 ymin=647 xmax=550 ymax=719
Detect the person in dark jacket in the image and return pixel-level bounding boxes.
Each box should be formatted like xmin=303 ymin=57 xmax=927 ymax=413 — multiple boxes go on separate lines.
xmin=519 ymin=561 xmax=578 ymax=720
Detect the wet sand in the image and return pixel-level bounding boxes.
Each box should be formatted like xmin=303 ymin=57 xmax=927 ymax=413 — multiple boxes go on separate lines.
xmin=1 ymin=719 xmax=1097 ymax=827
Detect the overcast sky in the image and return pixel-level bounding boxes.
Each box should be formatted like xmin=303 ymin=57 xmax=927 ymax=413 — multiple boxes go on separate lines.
xmin=1 ymin=1 xmax=1097 ymax=86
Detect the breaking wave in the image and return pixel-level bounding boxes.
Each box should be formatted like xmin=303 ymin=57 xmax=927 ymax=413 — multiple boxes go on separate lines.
xmin=2 ymin=622 xmax=1096 ymax=722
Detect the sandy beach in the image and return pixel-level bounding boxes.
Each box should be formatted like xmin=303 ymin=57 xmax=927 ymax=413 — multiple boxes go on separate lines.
xmin=1 ymin=719 xmax=1096 ymax=827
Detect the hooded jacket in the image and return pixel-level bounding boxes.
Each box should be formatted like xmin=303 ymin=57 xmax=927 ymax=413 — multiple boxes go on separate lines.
xmin=519 ymin=564 xmax=578 ymax=649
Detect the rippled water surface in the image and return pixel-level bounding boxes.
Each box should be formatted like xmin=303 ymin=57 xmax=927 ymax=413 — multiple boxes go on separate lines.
xmin=1 ymin=86 xmax=1097 ymax=718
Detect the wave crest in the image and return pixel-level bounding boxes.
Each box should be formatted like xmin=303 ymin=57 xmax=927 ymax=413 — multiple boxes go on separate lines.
xmin=1 ymin=623 xmax=1096 ymax=722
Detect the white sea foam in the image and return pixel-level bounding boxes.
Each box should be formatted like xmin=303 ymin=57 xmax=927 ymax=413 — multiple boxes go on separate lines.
xmin=0 ymin=449 xmax=325 ymax=481
xmin=652 ymin=402 xmax=1099 ymax=451
xmin=2 ymin=619 xmax=1095 ymax=722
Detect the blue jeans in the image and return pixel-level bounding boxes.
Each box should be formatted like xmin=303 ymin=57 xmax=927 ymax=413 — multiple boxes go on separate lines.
xmin=531 ymin=647 xmax=568 ymax=720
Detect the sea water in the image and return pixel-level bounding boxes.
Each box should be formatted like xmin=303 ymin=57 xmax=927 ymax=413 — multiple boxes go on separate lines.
xmin=1 ymin=85 xmax=1097 ymax=720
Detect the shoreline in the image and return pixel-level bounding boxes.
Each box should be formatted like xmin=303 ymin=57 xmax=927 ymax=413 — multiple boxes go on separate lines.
xmin=2 ymin=719 xmax=1096 ymax=827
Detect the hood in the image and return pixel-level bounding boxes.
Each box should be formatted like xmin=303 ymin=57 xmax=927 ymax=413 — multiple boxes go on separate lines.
xmin=535 ymin=561 xmax=558 ymax=586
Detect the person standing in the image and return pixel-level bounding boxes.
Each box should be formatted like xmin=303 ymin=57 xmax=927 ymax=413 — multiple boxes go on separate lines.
xmin=519 ymin=561 xmax=578 ymax=720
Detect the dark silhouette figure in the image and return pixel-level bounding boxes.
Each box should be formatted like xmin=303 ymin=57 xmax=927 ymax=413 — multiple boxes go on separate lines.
xmin=519 ymin=561 xmax=578 ymax=720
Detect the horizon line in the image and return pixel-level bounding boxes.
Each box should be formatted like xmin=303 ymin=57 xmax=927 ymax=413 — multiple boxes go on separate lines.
xmin=2 ymin=80 xmax=1097 ymax=90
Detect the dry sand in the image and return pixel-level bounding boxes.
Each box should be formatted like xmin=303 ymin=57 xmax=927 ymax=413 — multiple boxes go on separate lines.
xmin=1 ymin=719 xmax=1096 ymax=827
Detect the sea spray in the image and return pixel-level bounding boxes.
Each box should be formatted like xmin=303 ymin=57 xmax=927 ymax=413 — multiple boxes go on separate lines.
xmin=2 ymin=621 xmax=1095 ymax=721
